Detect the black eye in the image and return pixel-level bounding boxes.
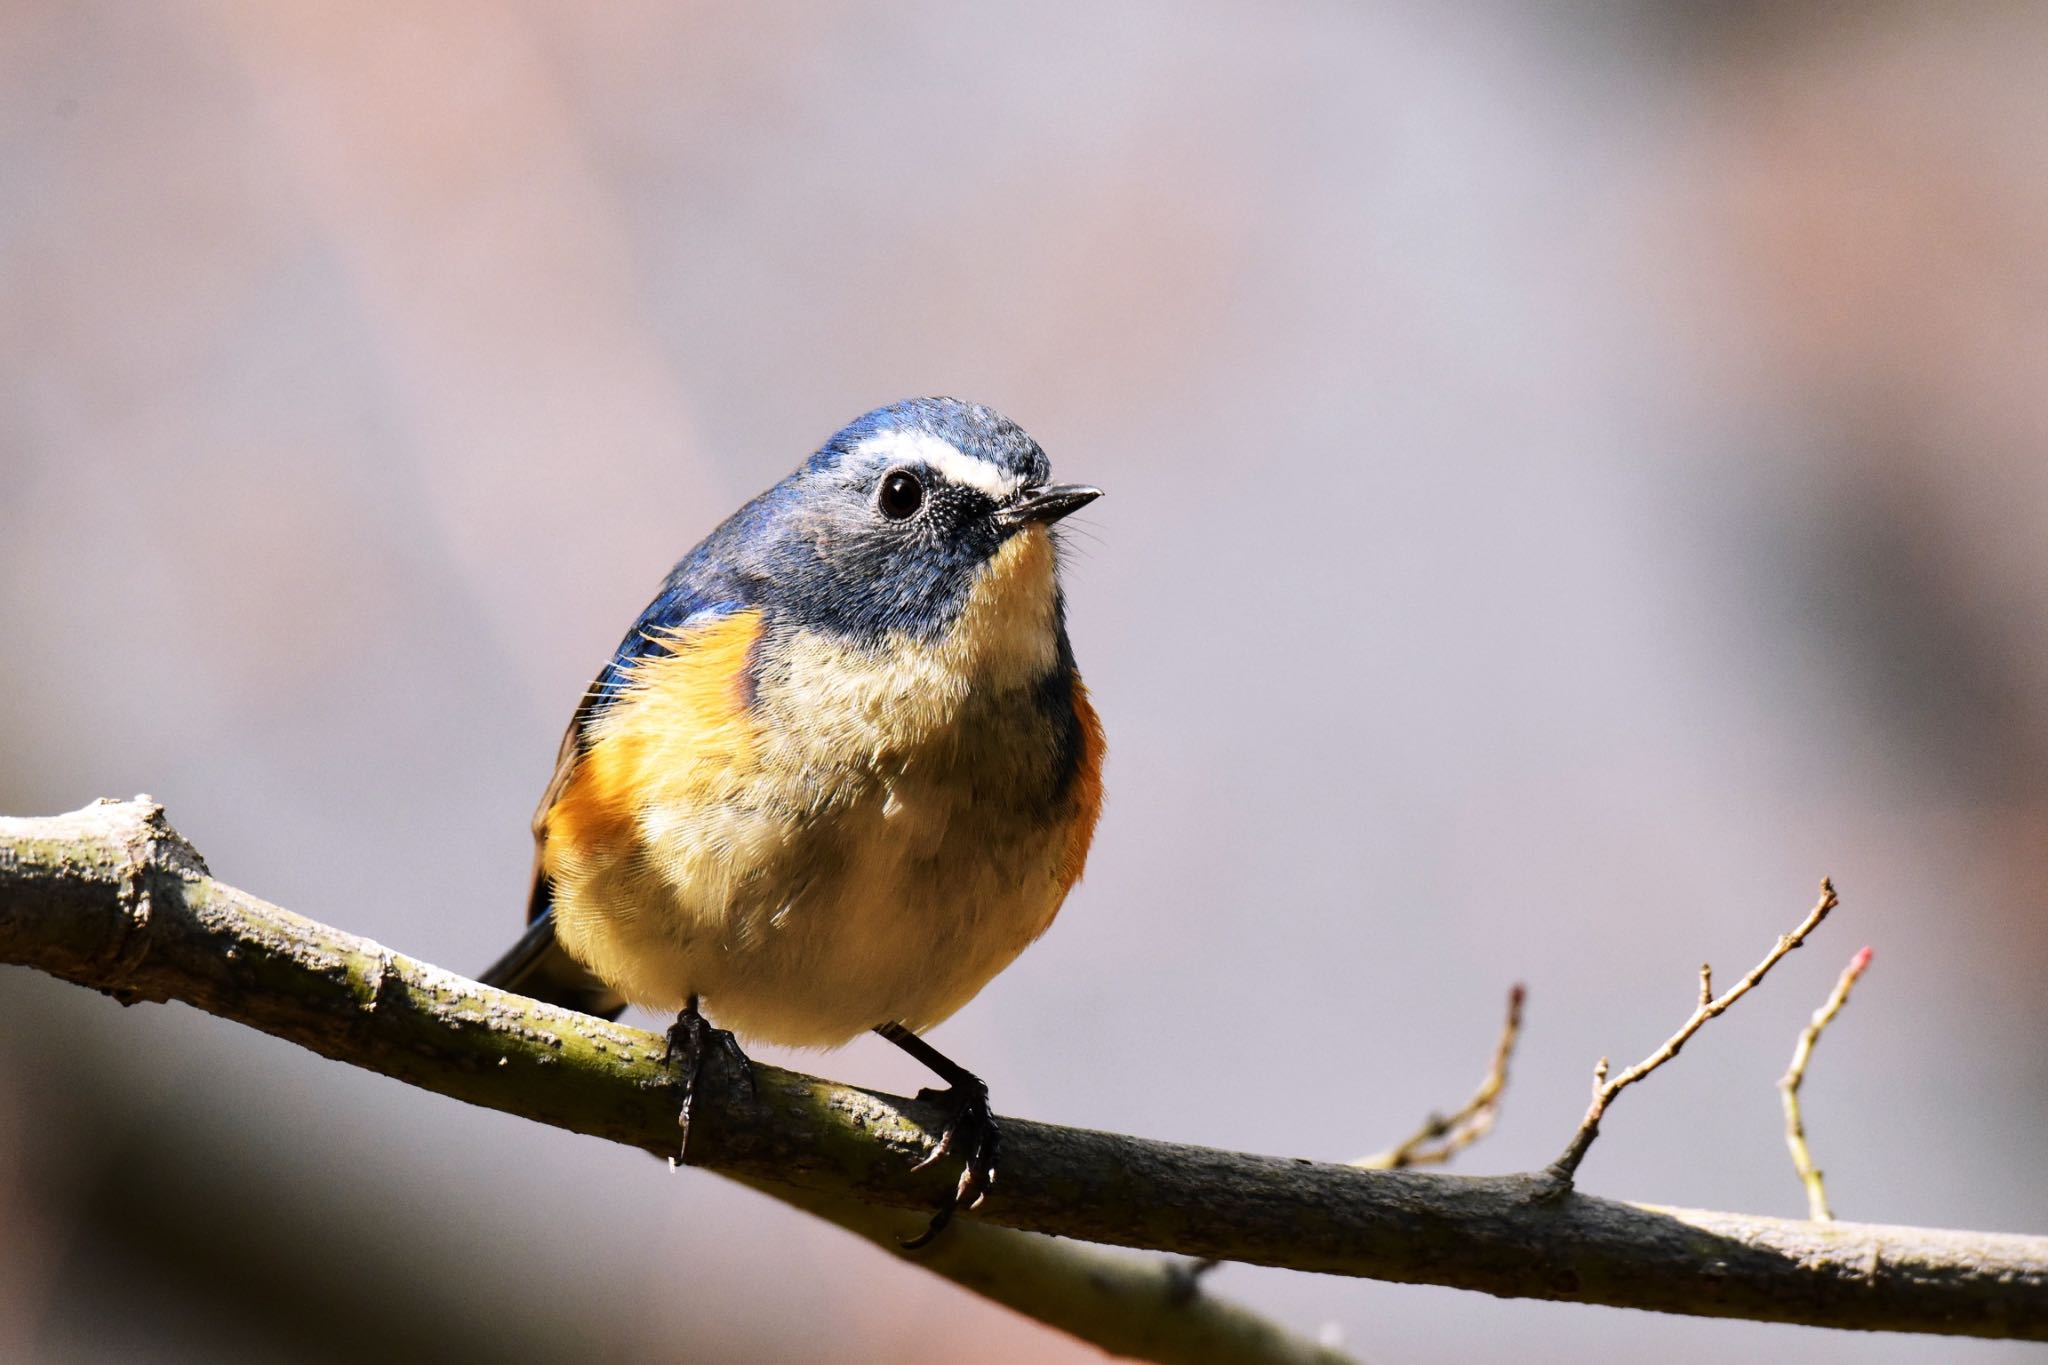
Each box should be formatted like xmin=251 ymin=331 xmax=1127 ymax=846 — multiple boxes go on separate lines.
xmin=878 ymin=468 xmax=925 ymax=520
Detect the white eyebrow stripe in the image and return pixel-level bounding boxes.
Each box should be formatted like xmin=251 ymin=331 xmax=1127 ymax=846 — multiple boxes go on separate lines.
xmin=855 ymin=430 xmax=1022 ymax=499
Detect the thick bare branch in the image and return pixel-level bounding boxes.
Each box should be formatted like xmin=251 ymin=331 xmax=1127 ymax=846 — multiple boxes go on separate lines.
xmin=1181 ymin=980 xmax=1529 ymax=1290
xmin=2 ymin=802 xmax=2045 ymax=1343
xmin=0 ymin=799 xmax=1342 ymax=1365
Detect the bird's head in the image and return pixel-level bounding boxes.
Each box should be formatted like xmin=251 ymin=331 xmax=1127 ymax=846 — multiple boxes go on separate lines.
xmin=737 ymin=398 xmax=1099 ymax=668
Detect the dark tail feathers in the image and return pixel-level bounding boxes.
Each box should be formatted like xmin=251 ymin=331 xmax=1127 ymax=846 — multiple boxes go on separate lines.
xmin=480 ymin=915 xmax=628 ymax=1021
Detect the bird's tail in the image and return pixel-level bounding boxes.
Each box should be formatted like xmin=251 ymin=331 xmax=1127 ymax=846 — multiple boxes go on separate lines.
xmin=479 ymin=914 xmax=628 ymax=1021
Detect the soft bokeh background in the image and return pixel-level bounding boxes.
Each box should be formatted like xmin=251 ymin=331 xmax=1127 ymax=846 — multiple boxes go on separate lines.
xmin=5 ymin=3 xmax=2047 ymax=1361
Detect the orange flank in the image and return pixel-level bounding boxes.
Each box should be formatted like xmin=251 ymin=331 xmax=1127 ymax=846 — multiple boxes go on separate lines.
xmin=1056 ymin=675 xmax=1106 ymax=895
xmin=543 ymin=610 xmax=765 ymax=872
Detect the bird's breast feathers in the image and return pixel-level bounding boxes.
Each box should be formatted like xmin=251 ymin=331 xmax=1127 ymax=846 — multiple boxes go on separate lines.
xmin=542 ymin=525 xmax=1102 ymax=1044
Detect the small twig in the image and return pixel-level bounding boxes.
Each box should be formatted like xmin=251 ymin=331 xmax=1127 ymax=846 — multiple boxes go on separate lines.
xmin=1182 ymin=983 xmax=1527 ymax=1291
xmin=1179 ymin=982 xmax=1531 ymax=1293
xmin=1545 ymin=879 xmax=1840 ymax=1186
xmin=1356 ymin=983 xmax=1526 ymax=1171
xmin=1780 ymin=946 xmax=1874 ymax=1221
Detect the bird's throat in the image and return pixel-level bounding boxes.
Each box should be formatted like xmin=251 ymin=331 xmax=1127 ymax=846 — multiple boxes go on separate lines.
xmin=936 ymin=526 xmax=1060 ymax=690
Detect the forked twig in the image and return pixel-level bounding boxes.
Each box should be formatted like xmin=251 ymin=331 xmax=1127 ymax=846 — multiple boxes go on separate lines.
xmin=1545 ymin=879 xmax=1840 ymax=1186
xmin=1356 ymin=983 xmax=1525 ymax=1170
xmin=1780 ymin=945 xmax=1874 ymax=1220
xmin=1180 ymin=983 xmax=1527 ymax=1293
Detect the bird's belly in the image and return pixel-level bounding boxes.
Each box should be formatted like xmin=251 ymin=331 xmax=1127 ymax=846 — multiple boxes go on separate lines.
xmin=564 ymin=778 xmax=1066 ymax=1046
xmin=715 ymin=782 xmax=1069 ymax=1045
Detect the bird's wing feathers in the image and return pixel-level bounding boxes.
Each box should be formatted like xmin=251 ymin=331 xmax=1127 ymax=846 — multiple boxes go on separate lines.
xmin=524 ymin=671 xmax=609 ymax=923
xmin=526 ymin=562 xmax=746 ymax=919
xmin=485 ymin=554 xmax=750 ymax=1017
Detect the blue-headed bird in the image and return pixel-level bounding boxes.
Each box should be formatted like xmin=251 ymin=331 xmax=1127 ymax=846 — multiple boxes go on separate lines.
xmin=482 ymin=397 xmax=1103 ymax=1241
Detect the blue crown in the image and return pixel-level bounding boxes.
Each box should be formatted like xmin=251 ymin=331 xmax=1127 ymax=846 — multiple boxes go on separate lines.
xmin=809 ymin=397 xmax=1051 ymax=489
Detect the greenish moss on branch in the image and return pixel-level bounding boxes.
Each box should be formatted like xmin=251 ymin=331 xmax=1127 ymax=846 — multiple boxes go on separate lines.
xmin=0 ymin=798 xmax=1346 ymax=1365
xmin=2 ymin=799 xmax=2045 ymax=1346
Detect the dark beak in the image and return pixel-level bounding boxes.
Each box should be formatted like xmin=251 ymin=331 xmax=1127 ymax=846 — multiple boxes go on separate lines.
xmin=997 ymin=483 xmax=1103 ymax=527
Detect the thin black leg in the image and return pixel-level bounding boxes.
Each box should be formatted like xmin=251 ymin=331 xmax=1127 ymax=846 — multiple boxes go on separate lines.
xmin=876 ymin=1021 xmax=1000 ymax=1248
xmin=666 ymin=994 xmax=754 ymax=1125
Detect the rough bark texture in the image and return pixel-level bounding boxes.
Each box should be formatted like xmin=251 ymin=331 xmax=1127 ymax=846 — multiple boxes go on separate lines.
xmin=0 ymin=799 xmax=1342 ymax=1365
xmin=3 ymin=799 xmax=2044 ymax=1345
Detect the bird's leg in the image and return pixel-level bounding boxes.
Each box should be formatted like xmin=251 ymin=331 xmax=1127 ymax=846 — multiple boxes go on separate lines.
xmin=666 ymin=994 xmax=754 ymax=1124
xmin=876 ymin=1021 xmax=1000 ymax=1249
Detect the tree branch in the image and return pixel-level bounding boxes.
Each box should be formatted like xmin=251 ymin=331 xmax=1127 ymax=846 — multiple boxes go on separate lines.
xmin=0 ymin=799 xmax=1342 ymax=1365
xmin=2 ymin=800 xmax=2045 ymax=1343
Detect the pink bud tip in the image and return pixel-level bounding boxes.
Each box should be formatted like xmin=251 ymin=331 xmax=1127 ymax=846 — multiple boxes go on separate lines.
xmin=1850 ymin=946 xmax=1874 ymax=972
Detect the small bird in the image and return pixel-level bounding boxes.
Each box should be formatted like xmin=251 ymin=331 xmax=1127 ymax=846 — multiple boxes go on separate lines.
xmin=483 ymin=397 xmax=1103 ymax=1242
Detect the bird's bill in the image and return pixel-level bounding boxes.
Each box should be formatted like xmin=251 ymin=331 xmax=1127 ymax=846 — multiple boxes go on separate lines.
xmin=996 ymin=484 xmax=1103 ymax=527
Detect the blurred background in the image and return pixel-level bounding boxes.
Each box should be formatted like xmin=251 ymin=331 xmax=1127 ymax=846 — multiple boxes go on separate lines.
xmin=4 ymin=3 xmax=2047 ymax=1361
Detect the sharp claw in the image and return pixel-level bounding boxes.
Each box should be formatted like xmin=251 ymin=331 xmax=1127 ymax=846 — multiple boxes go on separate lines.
xmin=898 ymin=1201 xmax=954 ymax=1251
xmin=898 ymin=1083 xmax=1000 ymax=1250
xmin=909 ymin=1128 xmax=956 ymax=1174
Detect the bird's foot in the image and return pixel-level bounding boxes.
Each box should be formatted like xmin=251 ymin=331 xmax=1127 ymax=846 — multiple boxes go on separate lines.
xmin=901 ymin=1078 xmax=1000 ymax=1250
xmin=665 ymin=1001 xmax=753 ymax=1125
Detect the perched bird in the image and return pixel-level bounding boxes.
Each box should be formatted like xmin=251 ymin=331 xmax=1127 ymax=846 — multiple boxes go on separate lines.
xmin=483 ymin=397 xmax=1103 ymax=1241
